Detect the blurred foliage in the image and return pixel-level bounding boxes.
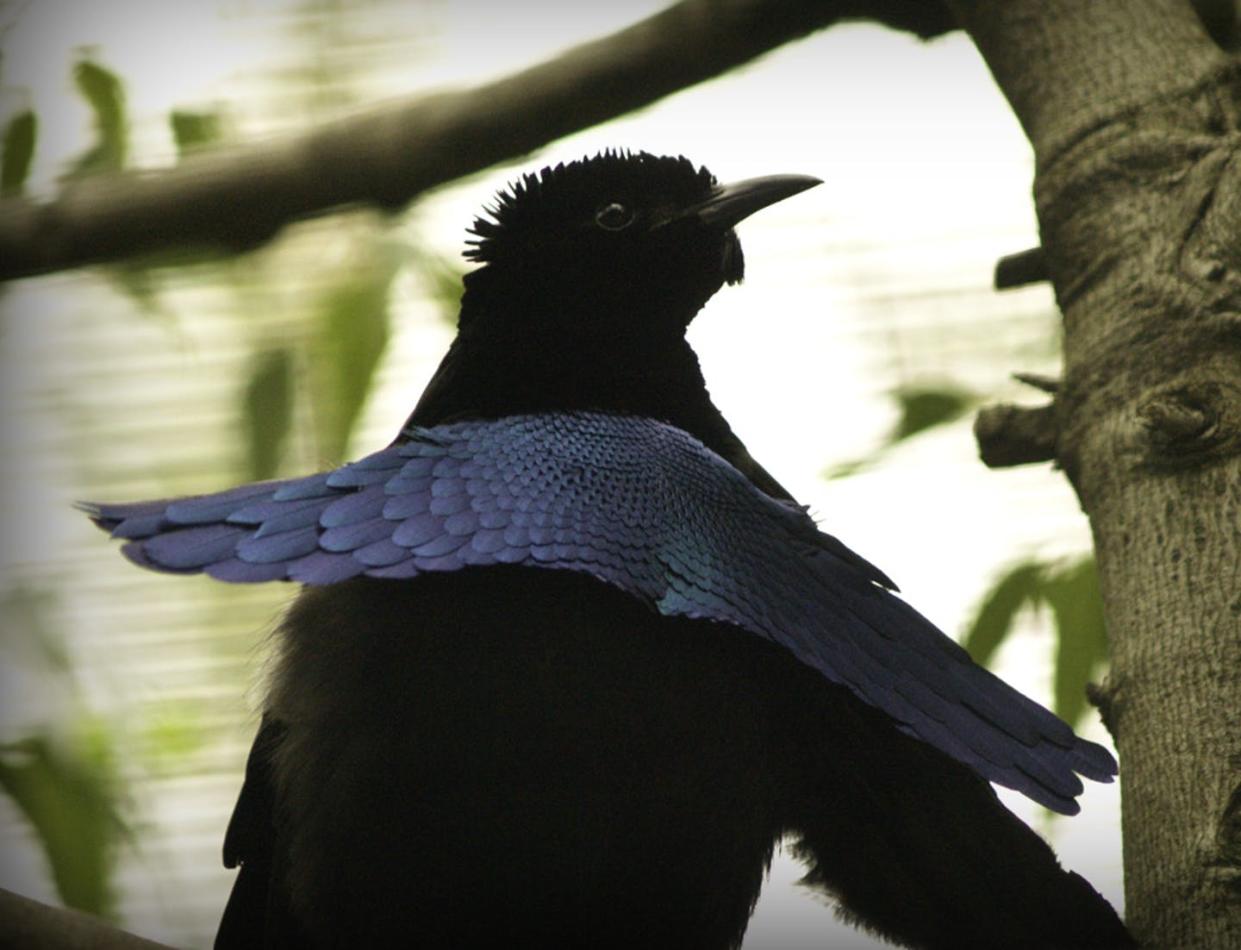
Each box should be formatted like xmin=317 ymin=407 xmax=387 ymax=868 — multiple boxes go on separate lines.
xmin=1045 ymin=559 xmax=1109 ymax=730
xmin=137 ymin=702 xmax=209 ymax=777
xmin=0 ymin=731 xmax=126 ymax=918
xmin=1 ymin=108 xmax=35 ymax=195
xmin=68 ymin=59 xmax=127 ymax=176
xmin=963 ymin=557 xmax=1109 ymax=730
xmin=826 ymin=382 xmax=982 ymax=478
xmin=232 ymin=232 xmax=407 ymax=477
xmin=0 ymin=586 xmax=128 ymax=917
xmin=891 ymin=384 xmax=980 ymax=440
xmin=307 ymin=240 xmax=401 ymax=462
xmin=0 ymin=7 xmax=427 ymax=939
xmin=106 ymin=264 xmax=170 ymax=321
xmin=243 ymin=347 xmax=296 ymax=480
xmin=170 ymin=109 xmax=223 ymax=157
xmin=64 ymin=58 xmax=168 ymax=319
xmin=962 ymin=560 xmax=1046 ymax=668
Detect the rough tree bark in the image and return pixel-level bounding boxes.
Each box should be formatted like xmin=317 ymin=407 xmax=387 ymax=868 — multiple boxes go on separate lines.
xmin=953 ymin=1 xmax=1241 ymax=946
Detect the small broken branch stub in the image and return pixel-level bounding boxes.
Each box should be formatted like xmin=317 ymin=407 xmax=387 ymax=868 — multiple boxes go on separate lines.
xmin=995 ymin=246 xmax=1049 ymax=289
xmin=974 ymin=401 xmax=1058 ymax=468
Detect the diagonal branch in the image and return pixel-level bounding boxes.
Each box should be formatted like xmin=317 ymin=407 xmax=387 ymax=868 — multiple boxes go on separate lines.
xmin=0 ymin=0 xmax=954 ymax=282
xmin=0 ymin=888 xmax=172 ymax=949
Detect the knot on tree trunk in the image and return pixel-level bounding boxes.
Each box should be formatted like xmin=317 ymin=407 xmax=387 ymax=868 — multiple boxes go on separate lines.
xmin=1136 ymin=380 xmax=1241 ymax=470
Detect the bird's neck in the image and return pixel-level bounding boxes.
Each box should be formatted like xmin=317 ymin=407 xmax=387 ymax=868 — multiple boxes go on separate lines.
xmin=404 ymin=273 xmax=791 ymax=501
xmin=405 ymin=325 xmax=792 ymax=502
xmin=413 ymin=268 xmax=712 ymax=421
xmin=408 ymin=325 xmax=716 ymax=435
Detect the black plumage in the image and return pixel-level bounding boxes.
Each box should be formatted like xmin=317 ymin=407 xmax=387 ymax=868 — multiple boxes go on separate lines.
xmin=85 ymin=151 xmax=1133 ymax=948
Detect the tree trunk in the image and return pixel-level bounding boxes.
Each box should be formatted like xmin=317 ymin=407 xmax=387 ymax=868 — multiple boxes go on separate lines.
xmin=949 ymin=1 xmax=1241 ymax=946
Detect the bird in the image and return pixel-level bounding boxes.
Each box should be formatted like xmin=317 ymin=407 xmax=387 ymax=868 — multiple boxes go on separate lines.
xmin=83 ymin=150 xmax=1134 ymax=949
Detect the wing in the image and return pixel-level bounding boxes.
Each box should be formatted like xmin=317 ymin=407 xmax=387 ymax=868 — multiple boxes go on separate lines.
xmin=83 ymin=411 xmax=1115 ymax=812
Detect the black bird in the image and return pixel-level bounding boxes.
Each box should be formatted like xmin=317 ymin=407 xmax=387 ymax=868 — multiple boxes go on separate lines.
xmin=84 ymin=151 xmax=1134 ymax=949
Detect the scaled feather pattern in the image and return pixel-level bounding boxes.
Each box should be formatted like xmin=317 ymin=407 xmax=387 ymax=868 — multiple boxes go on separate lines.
xmin=84 ymin=410 xmax=1115 ymax=813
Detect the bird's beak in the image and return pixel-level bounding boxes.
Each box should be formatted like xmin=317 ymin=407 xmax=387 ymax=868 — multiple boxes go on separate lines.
xmin=671 ymin=174 xmax=822 ymax=230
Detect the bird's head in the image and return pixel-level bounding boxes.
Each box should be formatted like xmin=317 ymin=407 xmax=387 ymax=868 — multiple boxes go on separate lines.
xmin=411 ymin=151 xmax=819 ymax=436
xmin=461 ymin=150 xmax=820 ymax=337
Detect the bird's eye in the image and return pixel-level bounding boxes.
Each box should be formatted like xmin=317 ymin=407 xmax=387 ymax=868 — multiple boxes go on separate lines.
xmin=594 ymin=202 xmax=635 ymax=231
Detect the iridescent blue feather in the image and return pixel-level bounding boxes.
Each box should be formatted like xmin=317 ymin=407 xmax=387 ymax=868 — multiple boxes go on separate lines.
xmin=82 ymin=410 xmax=1116 ymax=813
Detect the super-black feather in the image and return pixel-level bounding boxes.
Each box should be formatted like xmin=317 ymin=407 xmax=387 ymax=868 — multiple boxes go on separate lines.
xmin=84 ymin=151 xmax=1133 ymax=949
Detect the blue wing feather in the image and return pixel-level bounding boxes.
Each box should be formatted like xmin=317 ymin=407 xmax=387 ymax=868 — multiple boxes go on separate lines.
xmin=82 ymin=411 xmax=1116 ymax=812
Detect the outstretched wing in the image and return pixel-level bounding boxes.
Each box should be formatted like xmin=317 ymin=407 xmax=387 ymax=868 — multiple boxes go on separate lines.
xmin=84 ymin=411 xmax=1115 ymax=812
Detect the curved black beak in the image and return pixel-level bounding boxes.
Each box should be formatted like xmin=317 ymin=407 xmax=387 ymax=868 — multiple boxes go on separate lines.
xmin=670 ymin=174 xmax=822 ymax=230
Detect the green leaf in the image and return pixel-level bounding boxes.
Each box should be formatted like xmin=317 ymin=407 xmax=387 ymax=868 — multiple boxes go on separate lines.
xmin=892 ymin=384 xmax=979 ymax=442
xmin=170 ymin=109 xmax=221 ymax=157
xmin=961 ymin=561 xmax=1046 ymax=667
xmin=106 ymin=263 xmax=168 ymax=320
xmin=242 ymin=347 xmax=294 ymax=480
xmin=310 ymin=246 xmax=400 ymax=461
xmin=822 ymin=457 xmax=871 ymax=480
xmin=823 ymin=383 xmax=980 ymax=480
xmin=69 ymin=60 xmax=127 ymax=176
xmin=139 ymin=702 xmax=207 ymax=774
xmin=1 ymin=109 xmax=37 ymax=196
xmin=1043 ymin=558 xmax=1109 ymax=729
xmin=962 ymin=557 xmax=1110 ymax=730
xmin=0 ymin=730 xmax=125 ymax=917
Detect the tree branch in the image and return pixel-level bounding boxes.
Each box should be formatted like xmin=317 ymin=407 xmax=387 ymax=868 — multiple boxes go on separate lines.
xmin=0 ymin=0 xmax=956 ymax=282
xmin=0 ymin=888 xmax=173 ymax=949
xmin=994 ymin=246 xmax=1048 ymax=289
xmin=974 ymin=401 xmax=1058 ymax=468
